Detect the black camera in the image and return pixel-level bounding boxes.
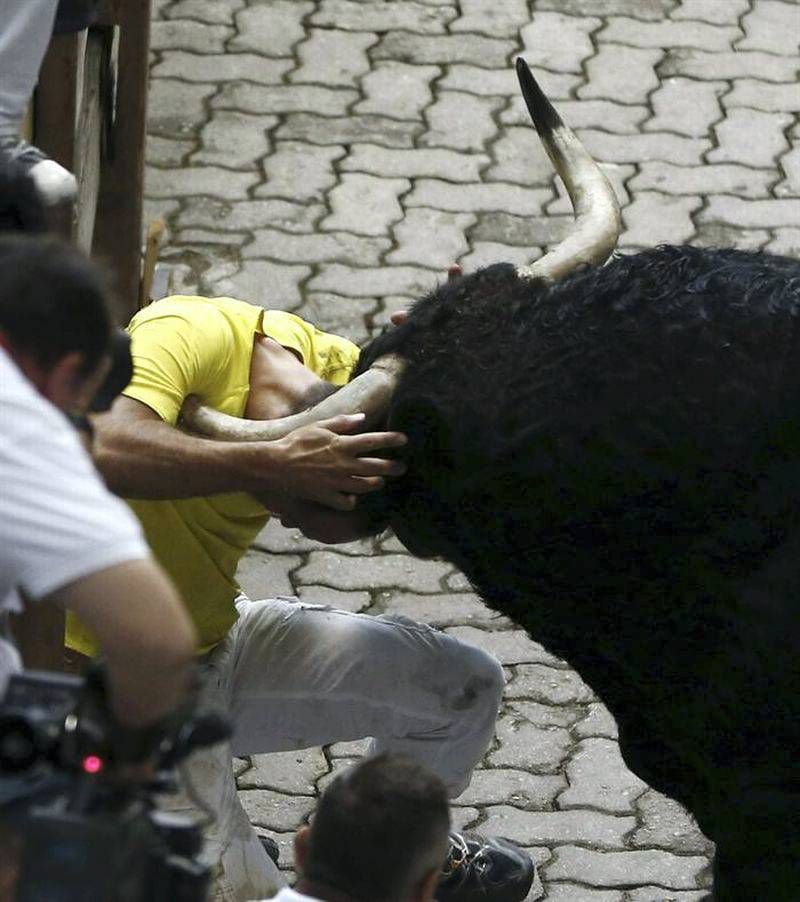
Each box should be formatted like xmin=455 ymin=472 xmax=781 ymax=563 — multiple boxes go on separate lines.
xmin=0 ymin=669 xmax=229 ymax=902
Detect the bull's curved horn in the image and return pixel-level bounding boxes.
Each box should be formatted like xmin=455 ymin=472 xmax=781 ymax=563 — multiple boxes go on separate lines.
xmin=179 ymin=353 xmax=405 ymax=441
xmin=514 ymin=58 xmax=621 ymax=282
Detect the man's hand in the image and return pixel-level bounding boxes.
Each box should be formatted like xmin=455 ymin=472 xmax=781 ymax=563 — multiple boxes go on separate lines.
xmin=253 ymin=413 xmax=406 ymax=511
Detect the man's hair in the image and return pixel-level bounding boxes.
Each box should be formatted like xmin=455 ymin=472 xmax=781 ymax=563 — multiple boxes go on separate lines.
xmin=303 ymin=753 xmax=450 ymax=902
xmin=0 ymin=235 xmax=113 ymax=374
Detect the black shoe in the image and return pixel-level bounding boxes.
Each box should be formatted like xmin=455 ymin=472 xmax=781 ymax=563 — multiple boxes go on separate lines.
xmin=436 ymin=832 xmax=535 ymax=901
xmin=0 ymin=140 xmax=77 ymax=206
xmin=257 ymin=833 xmax=280 ymax=865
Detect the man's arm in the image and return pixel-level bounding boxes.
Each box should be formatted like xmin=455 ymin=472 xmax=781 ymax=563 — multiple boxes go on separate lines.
xmin=51 ymin=560 xmax=196 ymax=727
xmin=94 ymin=396 xmax=406 ymax=512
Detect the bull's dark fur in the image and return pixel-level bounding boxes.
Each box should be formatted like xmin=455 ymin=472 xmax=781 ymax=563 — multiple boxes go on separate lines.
xmin=355 ymin=245 xmax=800 ymax=894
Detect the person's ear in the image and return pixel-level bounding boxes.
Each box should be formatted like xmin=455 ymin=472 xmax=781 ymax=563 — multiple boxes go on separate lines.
xmin=294 ymin=824 xmax=311 ymax=873
xmin=42 ymin=351 xmax=86 ymax=411
xmin=416 ymin=866 xmax=441 ymax=902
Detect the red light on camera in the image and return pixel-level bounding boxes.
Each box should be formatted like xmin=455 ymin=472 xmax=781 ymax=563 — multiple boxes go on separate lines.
xmin=82 ymin=755 xmax=104 ymax=774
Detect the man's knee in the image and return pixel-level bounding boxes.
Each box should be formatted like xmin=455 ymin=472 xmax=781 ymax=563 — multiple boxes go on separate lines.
xmin=445 ymin=640 xmax=505 ymax=719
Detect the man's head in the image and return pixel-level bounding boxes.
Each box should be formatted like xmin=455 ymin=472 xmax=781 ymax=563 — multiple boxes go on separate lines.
xmin=294 ymin=753 xmax=451 ymax=902
xmin=0 ymin=235 xmax=114 ymax=414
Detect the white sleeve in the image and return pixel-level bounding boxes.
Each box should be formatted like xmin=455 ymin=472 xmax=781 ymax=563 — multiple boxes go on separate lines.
xmin=0 ymin=383 xmax=149 ymax=602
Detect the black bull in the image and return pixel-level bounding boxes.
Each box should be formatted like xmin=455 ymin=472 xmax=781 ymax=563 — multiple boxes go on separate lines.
xmin=354 ymin=246 xmax=800 ymax=898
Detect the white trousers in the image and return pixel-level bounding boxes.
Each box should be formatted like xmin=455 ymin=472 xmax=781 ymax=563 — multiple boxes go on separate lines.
xmin=0 ymin=0 xmax=59 ymax=140
xmin=169 ymin=597 xmax=505 ymax=902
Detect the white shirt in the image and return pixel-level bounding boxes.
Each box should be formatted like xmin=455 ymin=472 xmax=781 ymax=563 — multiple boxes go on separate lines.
xmin=0 ymin=348 xmax=148 ymax=693
xmin=268 ymin=890 xmax=322 ymax=902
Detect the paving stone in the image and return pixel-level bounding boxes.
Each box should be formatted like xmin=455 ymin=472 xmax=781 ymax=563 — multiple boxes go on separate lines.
xmin=255 ymin=142 xmax=345 ymax=203
xmin=446 ymin=627 xmax=563 ymax=666
xmin=254 ymin=829 xmax=297 ymax=870
xmin=541 ymin=887 xmax=622 ymax=902
xmin=165 ymin=0 xmax=245 ymax=25
xmin=698 ymin=196 xmax=800 ymax=229
xmin=312 ymin=0 xmax=455 ymax=33
xmin=486 ymin=127 xmax=555 ymax=186
xmin=506 ymin=664 xmax=594 ymax=704
xmin=645 ymin=77 xmax=726 ymax=137
xmin=405 ymin=180 xmax=551 ymax=216
xmin=627 ymin=889 xmax=709 ymax=901
xmin=152 ymin=51 xmax=292 ymax=84
xmin=559 ymin=738 xmax=648 ymax=814
xmin=315 ymin=756 xmax=358 ymax=794
xmin=451 ymin=807 xmax=481 ymax=833
xmin=520 ymin=13 xmax=601 ymax=74
xmin=453 ymin=768 xmax=566 ymax=808
xmin=296 ymin=551 xmax=452 ymax=592
xmin=245 ymin=229 xmax=389 ymax=266
xmin=146 ymin=135 xmax=195 ymax=166
xmin=295 ymin=585 xmax=373 ymax=614
xmin=235 ymin=550 xmax=301 ymax=599
xmin=277 ymin=113 xmax=423 ymax=149
xmin=459 ymin=241 xmax=540 ymax=272
xmin=374 ymin=590 xmax=513 ymax=629
xmin=177 ymin=197 xmax=323 ymax=233
xmin=213 ymin=83 xmax=358 ymax=116
xmin=620 ymin=192 xmax=702 ymax=246
xmin=579 ymin=45 xmax=663 ymax=104
xmin=547 ymin=163 xmax=633 ymax=214
xmin=354 ymin=61 xmax=439 ymax=119
xmin=238 ymin=789 xmax=316 ymax=831
xmin=450 ymin=0 xmax=531 ymax=38
xmin=507 ymin=701 xmax=588 ymax=729
xmin=533 ymin=0 xmax=674 ymax=19
xmin=766 ymin=227 xmax=800 ymax=257
xmin=708 ymin=107 xmax=792 ymax=168
xmin=421 ymin=91 xmax=504 ymax=153
xmin=660 ymin=48 xmax=798 ymax=82
xmin=147 ymin=79 xmax=215 ymax=138
xmin=632 ymin=789 xmax=714 ymax=855
xmin=544 ymin=847 xmax=709 ymax=890
xmin=629 ymin=161 xmax=774 ymax=199
xmin=669 ymin=0 xmax=749 ymax=25
xmin=291 ymin=29 xmax=377 ymax=86
xmin=446 ymin=66 xmax=581 ymax=102
xmin=254 ymin=515 xmax=374 ymax=556
xmin=372 ymin=32 xmax=516 ymax=67
xmin=578 ymin=130 xmax=709 ymax=166
xmin=691 ymin=221 xmax=770 ymax=252
xmin=145 ymin=165 xmax=258 ymax=199
xmin=573 ymin=703 xmax=619 ymax=740
xmin=599 ymin=17 xmax=738 ymax=50
xmin=192 ymin=110 xmax=276 ymax=169
xmin=308 ymin=263 xmax=438 ymax=298
xmin=175 ymin=228 xmax=250 ymax=247
xmin=342 ymin=145 xmax=487 ymax=182
xmin=472 ymin=211 xmax=574 ymax=247
xmin=233 ymin=756 xmax=249 ymax=778
xmin=202 ymin=259 xmax=310 ymax=309
xmin=738 ymin=0 xmax=800 ymax=55
xmin=481 ymin=806 xmax=636 ymax=849
xmin=505 ymin=99 xmax=648 ymax=134
xmin=231 ymin=1 xmax=314 ymax=55
xmin=237 ymin=748 xmax=329 ymax=794
xmin=327 ymin=738 xmax=370 ymax=758
xmin=488 ymin=718 xmax=574 ymax=771
xmin=297 ymin=294 xmax=376 ymax=345
xmin=388 ymin=208 xmax=475 ymax=268
xmin=321 ymin=173 xmax=410 ymax=236
xmin=723 ymin=78 xmax=800 ymax=113
xmin=150 ymin=20 xmax=233 ymax=53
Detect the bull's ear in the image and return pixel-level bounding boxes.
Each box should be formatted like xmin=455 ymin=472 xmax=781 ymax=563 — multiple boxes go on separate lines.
xmin=391 ymin=396 xmax=455 ymax=475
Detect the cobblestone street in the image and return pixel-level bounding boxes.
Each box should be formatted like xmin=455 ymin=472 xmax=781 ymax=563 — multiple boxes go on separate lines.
xmin=145 ymin=1 xmax=799 ymax=898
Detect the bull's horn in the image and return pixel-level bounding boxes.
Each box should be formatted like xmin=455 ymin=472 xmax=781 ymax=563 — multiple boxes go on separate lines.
xmin=514 ymin=58 xmax=621 ymax=282
xmin=180 ymin=352 xmax=405 ymax=441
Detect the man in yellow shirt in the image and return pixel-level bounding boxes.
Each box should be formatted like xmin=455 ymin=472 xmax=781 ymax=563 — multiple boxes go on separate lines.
xmin=73 ymin=295 xmax=531 ymax=902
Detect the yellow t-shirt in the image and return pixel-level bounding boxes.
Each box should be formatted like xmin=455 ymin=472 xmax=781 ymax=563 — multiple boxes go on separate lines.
xmin=66 ymin=295 xmax=359 ymax=656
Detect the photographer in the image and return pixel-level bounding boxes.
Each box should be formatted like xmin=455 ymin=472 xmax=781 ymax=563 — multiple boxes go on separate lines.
xmin=0 ymin=233 xmax=196 ymax=734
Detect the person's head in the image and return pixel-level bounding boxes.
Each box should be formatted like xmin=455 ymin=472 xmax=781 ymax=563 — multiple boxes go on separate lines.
xmin=294 ymin=753 xmax=451 ymax=902
xmin=0 ymin=234 xmax=114 ymax=414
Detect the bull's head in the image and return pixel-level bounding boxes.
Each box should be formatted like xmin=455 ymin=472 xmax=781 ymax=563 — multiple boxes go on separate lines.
xmin=179 ymin=59 xmax=621 ymax=448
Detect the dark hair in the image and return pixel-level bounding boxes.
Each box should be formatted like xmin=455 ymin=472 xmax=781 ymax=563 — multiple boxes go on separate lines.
xmin=303 ymin=753 xmax=450 ymax=901
xmin=0 ymin=235 xmax=113 ymax=374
